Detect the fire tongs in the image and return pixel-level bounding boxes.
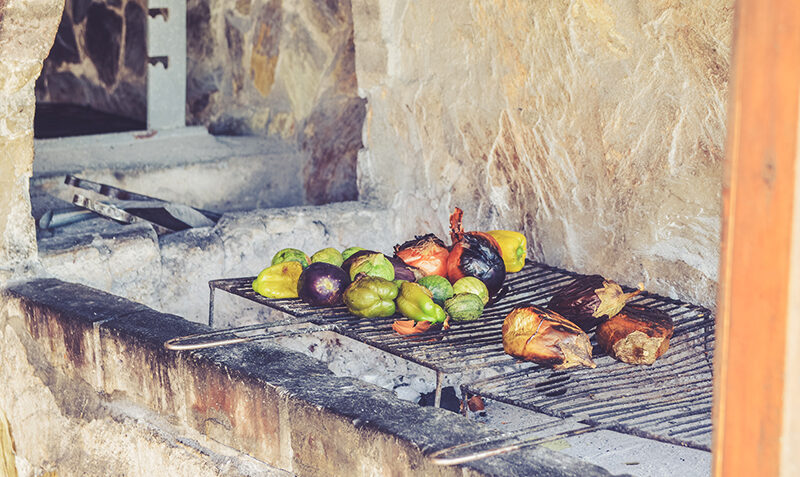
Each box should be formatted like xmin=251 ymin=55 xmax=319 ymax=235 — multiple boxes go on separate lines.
xmin=38 ymin=175 xmax=222 ymax=234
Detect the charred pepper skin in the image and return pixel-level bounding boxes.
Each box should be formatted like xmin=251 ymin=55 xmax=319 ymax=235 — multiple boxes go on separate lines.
xmin=396 ymin=282 xmax=447 ymax=323
xmin=343 ymin=275 xmax=399 ymax=318
xmin=252 ymin=261 xmax=303 ymax=298
xmin=487 ymin=230 xmax=527 ymax=273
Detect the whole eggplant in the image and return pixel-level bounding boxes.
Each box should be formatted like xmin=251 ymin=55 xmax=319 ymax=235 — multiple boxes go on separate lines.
xmin=547 ymin=275 xmax=644 ymax=332
xmin=297 ymin=262 xmax=350 ymax=306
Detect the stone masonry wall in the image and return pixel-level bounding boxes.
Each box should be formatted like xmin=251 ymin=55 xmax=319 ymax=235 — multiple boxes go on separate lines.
xmin=187 ymin=0 xmax=364 ymax=204
xmin=352 ymin=0 xmax=733 ymax=308
xmin=0 ymin=0 xmax=64 ymax=279
xmin=35 ymin=0 xmax=148 ymax=121
xmin=36 ymin=0 xmax=365 ymax=204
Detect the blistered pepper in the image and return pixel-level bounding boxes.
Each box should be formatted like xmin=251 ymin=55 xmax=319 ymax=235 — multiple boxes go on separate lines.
xmin=343 ymin=275 xmax=399 ymax=318
xmin=487 ymin=230 xmax=527 ymax=273
xmin=396 ymin=282 xmax=447 ymax=323
xmin=252 ymin=261 xmax=303 ymax=298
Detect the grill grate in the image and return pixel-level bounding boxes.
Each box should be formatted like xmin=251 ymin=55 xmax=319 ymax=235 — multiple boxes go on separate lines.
xmin=208 ymin=261 xmax=714 ymax=451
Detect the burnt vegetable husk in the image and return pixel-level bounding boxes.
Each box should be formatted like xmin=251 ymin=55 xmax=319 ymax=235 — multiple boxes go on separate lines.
xmin=502 ymin=305 xmax=596 ymax=369
xmin=547 ymin=275 xmax=644 ymax=332
xmin=596 ymin=305 xmax=674 ymax=365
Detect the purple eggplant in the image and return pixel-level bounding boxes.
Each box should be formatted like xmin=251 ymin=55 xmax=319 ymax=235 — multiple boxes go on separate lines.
xmin=547 ymin=275 xmax=644 ymax=332
xmin=297 ymin=262 xmax=350 ymax=306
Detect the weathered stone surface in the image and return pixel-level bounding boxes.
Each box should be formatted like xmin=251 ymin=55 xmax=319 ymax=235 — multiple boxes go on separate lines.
xmin=37 ymin=0 xmax=148 ymax=122
xmin=0 ymin=0 xmax=64 ymax=278
xmin=182 ymin=0 xmax=362 ymax=203
xmin=85 ymin=3 xmax=121 ymax=86
xmin=351 ymin=0 xmax=732 ymax=308
xmin=2 ymin=278 xmax=616 ymax=476
xmin=38 ymin=221 xmax=163 ymax=310
xmin=0 ymin=288 xmax=291 ymax=476
xmin=49 ymin=9 xmax=80 ymax=66
xmin=123 ymin=1 xmax=145 ymax=76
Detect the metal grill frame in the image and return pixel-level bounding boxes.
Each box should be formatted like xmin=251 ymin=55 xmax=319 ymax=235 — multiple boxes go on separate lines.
xmin=206 ymin=261 xmax=715 ymax=451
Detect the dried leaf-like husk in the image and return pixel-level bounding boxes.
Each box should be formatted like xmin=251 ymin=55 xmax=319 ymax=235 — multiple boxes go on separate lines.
xmin=595 ymin=305 xmax=674 ymax=365
xmin=502 ymin=305 xmax=596 ymax=370
xmin=547 ymin=275 xmax=644 ymax=331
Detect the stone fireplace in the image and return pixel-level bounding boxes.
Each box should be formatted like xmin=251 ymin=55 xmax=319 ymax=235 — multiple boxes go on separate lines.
xmin=0 ymin=0 xmax=761 ymax=476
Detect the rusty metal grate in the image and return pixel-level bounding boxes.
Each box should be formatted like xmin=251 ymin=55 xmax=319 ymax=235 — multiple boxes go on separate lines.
xmin=206 ymin=261 xmax=714 ymax=452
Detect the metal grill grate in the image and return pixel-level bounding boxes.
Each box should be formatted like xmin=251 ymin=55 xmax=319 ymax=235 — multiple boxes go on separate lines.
xmin=207 ymin=261 xmax=714 ymax=451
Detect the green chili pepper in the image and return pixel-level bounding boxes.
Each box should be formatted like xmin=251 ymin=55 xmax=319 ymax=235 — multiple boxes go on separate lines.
xmin=396 ymin=282 xmax=446 ymax=323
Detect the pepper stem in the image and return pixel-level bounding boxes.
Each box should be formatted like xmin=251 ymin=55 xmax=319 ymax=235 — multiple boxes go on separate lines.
xmin=449 ymin=207 xmax=465 ymax=244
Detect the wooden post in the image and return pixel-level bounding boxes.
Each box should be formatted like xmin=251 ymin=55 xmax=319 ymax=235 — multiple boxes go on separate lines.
xmin=714 ymin=0 xmax=800 ymax=475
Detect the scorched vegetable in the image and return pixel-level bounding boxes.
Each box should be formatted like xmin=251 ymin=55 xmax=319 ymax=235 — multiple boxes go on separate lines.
xmin=547 ymin=275 xmax=644 ymax=332
xmin=502 ymin=305 xmax=596 ymax=369
xmin=596 ymin=305 xmax=674 ymax=365
xmin=446 ymin=208 xmax=506 ymax=296
xmin=394 ymin=234 xmax=450 ymax=277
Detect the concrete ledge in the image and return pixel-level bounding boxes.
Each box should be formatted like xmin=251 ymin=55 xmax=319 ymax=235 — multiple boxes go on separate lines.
xmin=2 ymin=278 xmax=618 ymax=476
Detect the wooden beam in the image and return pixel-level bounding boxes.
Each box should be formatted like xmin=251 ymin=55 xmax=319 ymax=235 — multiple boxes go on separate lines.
xmin=713 ymin=0 xmax=800 ymax=475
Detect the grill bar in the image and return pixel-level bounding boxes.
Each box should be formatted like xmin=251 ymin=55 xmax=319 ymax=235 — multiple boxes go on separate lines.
xmin=207 ymin=261 xmax=714 ymax=452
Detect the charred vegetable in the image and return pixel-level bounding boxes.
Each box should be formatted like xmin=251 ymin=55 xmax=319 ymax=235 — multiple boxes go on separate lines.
xmin=252 ymin=261 xmax=303 ymax=299
xmin=446 ymin=208 xmax=506 ymax=296
xmin=387 ymin=255 xmax=423 ymax=282
xmin=502 ymin=305 xmax=596 ymax=369
xmin=547 ymin=275 xmax=644 ymax=332
xmin=596 ymin=305 xmax=674 ymax=365
xmin=348 ymin=252 xmax=395 ymax=281
xmin=297 ymin=262 xmax=350 ymax=306
xmin=394 ymin=234 xmax=450 ymax=277
xmin=343 ymin=275 xmax=399 ymax=318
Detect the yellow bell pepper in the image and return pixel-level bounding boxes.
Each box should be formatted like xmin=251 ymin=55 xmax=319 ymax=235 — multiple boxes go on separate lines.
xmin=487 ymin=230 xmax=527 ymax=273
xmin=252 ymin=261 xmax=303 ymax=298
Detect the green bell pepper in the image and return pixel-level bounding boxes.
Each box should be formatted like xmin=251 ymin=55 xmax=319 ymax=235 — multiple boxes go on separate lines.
xmin=343 ymin=275 xmax=399 ymax=318
xmin=396 ymin=282 xmax=447 ymax=323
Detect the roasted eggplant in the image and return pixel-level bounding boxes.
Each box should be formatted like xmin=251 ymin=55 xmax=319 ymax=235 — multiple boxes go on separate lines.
xmin=502 ymin=305 xmax=596 ymax=369
xmin=596 ymin=305 xmax=674 ymax=365
xmin=547 ymin=275 xmax=644 ymax=331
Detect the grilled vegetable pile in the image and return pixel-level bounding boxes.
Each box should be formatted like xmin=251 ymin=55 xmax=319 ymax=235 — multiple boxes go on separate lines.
xmin=502 ymin=273 xmax=671 ymax=368
xmin=253 ymin=209 xmax=669 ymax=369
xmin=251 ymin=207 xmax=529 ymax=335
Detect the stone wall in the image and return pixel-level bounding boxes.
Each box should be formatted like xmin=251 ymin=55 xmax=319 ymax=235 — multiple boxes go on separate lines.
xmin=36 ymin=0 xmax=364 ymax=204
xmin=186 ymin=0 xmax=364 ymax=204
xmin=35 ymin=0 xmax=147 ymax=121
xmin=0 ymin=0 xmax=64 ymax=279
xmin=352 ymin=0 xmax=733 ymax=308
